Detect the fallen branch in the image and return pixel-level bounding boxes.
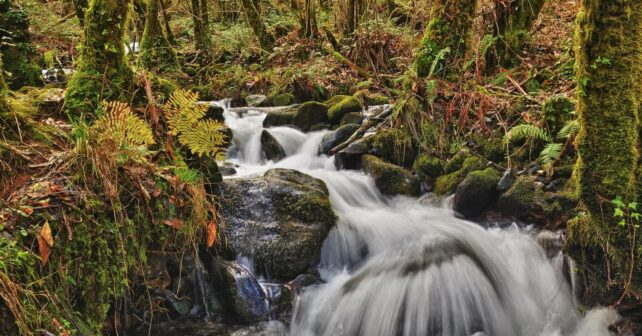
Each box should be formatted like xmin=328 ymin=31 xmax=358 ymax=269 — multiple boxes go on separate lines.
xmin=329 ymin=105 xmax=393 ymax=155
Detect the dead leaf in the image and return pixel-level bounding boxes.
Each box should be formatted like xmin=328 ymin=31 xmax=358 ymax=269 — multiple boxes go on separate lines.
xmin=37 ymin=221 xmax=54 ymax=266
xmin=163 ymin=218 xmax=184 ymax=230
xmin=206 ymin=221 xmax=217 ymax=248
xmin=22 ymin=206 xmax=34 ymax=216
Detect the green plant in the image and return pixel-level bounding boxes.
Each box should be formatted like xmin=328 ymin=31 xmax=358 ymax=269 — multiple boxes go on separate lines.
xmin=163 ymin=90 xmax=228 ymax=159
xmin=611 ymin=195 xmax=639 ymax=304
xmin=503 ymin=124 xmax=551 ymax=144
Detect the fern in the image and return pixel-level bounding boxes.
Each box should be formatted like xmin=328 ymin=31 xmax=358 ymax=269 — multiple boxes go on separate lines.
xmin=92 ymin=101 xmax=155 ymax=163
xmin=557 ymin=119 xmax=580 ymax=139
xmin=539 ymin=143 xmax=563 ymax=164
xmin=429 ymin=47 xmax=451 ymax=78
xmin=503 ymin=124 xmax=551 ymax=145
xmin=164 ymin=90 xmax=227 ymax=159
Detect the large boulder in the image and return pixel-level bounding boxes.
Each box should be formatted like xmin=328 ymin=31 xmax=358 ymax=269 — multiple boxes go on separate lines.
xmin=261 ymin=130 xmax=286 ymax=161
xmin=361 ymin=155 xmax=420 ymax=197
xmin=453 ymin=168 xmax=501 ymax=218
xmin=340 ymin=112 xmax=363 ymax=126
xmin=371 ymin=128 xmax=417 ymax=167
xmin=413 ymin=154 xmax=445 ymax=186
xmin=218 ymin=169 xmax=337 ymax=280
xmin=206 ymin=104 xmax=225 ymax=122
xmin=245 ymin=94 xmax=269 ymax=107
xmin=293 ymin=101 xmax=329 ymax=131
xmin=263 ymin=108 xmax=297 ymax=127
xmin=271 ymin=93 xmax=295 ymax=106
xmin=318 ymin=124 xmax=359 ymax=155
xmin=327 ymin=96 xmax=362 ymax=124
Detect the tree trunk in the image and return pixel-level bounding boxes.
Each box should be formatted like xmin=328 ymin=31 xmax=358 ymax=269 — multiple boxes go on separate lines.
xmin=65 ymin=0 xmax=134 ymax=117
xmin=0 ymin=0 xmax=43 ymax=89
xmin=240 ymin=0 xmax=274 ymax=50
xmin=569 ymin=0 xmax=642 ymax=302
xmin=141 ymin=0 xmax=177 ymax=71
xmin=302 ymin=0 xmax=318 ymax=37
xmin=491 ymin=0 xmax=546 ymax=68
xmin=414 ymin=0 xmax=477 ymax=78
xmin=72 ymin=0 xmax=89 ymax=25
xmin=158 ymin=0 xmax=176 ymax=45
xmin=192 ymin=0 xmax=212 ymax=50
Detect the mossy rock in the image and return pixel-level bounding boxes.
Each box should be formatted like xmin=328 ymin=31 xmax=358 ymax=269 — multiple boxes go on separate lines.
xmin=340 ymin=112 xmax=363 ymax=126
xmin=191 ymin=85 xmax=216 ymax=100
xmin=261 ymin=130 xmax=286 ymax=162
xmin=453 ymin=168 xmax=501 ymax=218
xmin=413 ymin=154 xmax=445 ymax=185
xmin=263 ymin=108 xmax=297 ymax=127
xmin=443 ymin=149 xmax=471 ymax=174
xmin=354 ymin=89 xmax=389 ymax=106
xmin=293 ymin=101 xmax=329 ymax=131
xmin=470 ymin=133 xmax=505 ymax=163
xmin=327 ymin=96 xmax=362 ymax=124
xmin=271 ymin=93 xmax=295 ymax=106
xmin=433 ymin=156 xmax=486 ymax=195
xmin=334 ymin=136 xmax=373 ymax=170
xmin=371 ymin=128 xmax=417 ymax=167
xmin=361 ymin=155 xmax=420 ymax=197
xmin=318 ymin=124 xmax=360 ymax=155
xmin=324 ymin=95 xmax=351 ymax=107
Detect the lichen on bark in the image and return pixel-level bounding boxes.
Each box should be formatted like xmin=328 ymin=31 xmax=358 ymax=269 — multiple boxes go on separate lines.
xmin=414 ymin=0 xmax=477 ymax=78
xmin=65 ymin=0 xmax=134 ymax=117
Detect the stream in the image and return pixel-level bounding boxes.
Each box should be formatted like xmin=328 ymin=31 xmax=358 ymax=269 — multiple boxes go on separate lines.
xmin=214 ymin=101 xmax=618 ymax=336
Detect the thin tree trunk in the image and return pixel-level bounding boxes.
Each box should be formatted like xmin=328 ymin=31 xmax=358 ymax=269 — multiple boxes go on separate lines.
xmin=240 ymin=0 xmax=274 ymax=50
xmin=192 ymin=0 xmax=211 ymax=50
xmin=141 ymin=0 xmax=177 ymax=70
xmin=159 ymin=0 xmax=177 ymax=45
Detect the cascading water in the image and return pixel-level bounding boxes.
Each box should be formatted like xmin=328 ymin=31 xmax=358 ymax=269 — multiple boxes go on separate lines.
xmin=217 ymin=101 xmax=619 ymax=336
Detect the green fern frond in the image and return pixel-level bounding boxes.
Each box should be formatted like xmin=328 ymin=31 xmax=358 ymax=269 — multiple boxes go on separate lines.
xmin=539 ymin=143 xmax=563 ymax=164
xmin=557 ymin=119 xmax=580 ymax=139
xmin=163 ymin=89 xmax=228 ymax=158
xmin=429 ymin=47 xmax=451 ymax=78
xmin=503 ymin=124 xmax=551 ymax=145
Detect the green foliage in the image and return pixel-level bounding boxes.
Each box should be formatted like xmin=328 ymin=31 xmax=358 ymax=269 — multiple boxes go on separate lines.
xmin=503 ymin=124 xmax=551 ymax=145
xmin=557 ymin=119 xmax=580 ymax=139
xmin=539 ymin=143 xmax=563 ymax=165
xmin=164 ymin=89 xmax=228 ymax=159
xmin=612 ymin=196 xmax=641 ymax=229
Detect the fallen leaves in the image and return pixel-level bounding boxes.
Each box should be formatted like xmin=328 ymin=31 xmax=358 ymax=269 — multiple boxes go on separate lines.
xmin=163 ymin=218 xmax=184 ymax=230
xmin=206 ymin=221 xmax=217 ymax=248
xmin=37 ymin=221 xmax=54 ymax=266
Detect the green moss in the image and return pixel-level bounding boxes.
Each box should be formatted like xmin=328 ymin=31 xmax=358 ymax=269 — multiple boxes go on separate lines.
xmin=362 ymin=154 xmax=420 ymax=196
xmin=293 ymin=101 xmax=329 ymax=131
xmin=414 ymin=0 xmax=477 ymax=78
xmin=542 ymin=94 xmax=575 ymax=134
xmin=353 ymin=90 xmax=389 ymax=106
xmin=371 ymin=128 xmax=417 ymax=167
xmin=493 ymin=0 xmax=546 ymax=68
xmin=443 ymin=149 xmax=470 ymax=174
xmin=0 ymin=4 xmax=43 ymax=89
xmin=65 ymin=0 xmax=134 ymax=117
xmin=271 ymin=93 xmax=295 ymax=106
xmin=413 ymin=154 xmax=445 ymax=185
xmin=470 ymin=133 xmax=506 ymax=163
xmin=327 ymin=96 xmax=362 ymax=124
xmin=433 ymin=156 xmax=485 ymax=195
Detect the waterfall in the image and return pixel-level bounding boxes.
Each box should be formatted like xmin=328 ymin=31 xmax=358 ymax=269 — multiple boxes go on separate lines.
xmin=219 ymin=104 xmax=618 ymax=336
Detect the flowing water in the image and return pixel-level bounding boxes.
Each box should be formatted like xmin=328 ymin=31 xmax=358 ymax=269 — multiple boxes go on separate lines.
xmin=218 ymin=101 xmax=619 ymax=336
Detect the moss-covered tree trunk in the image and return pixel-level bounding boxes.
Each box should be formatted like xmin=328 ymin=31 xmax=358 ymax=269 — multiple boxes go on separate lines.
xmin=72 ymin=0 xmax=89 ymax=25
xmin=159 ymin=0 xmax=177 ymax=45
xmin=240 ymin=0 xmax=274 ymax=50
xmin=492 ymin=0 xmax=546 ymax=68
xmin=414 ymin=0 xmax=477 ymax=78
xmin=569 ymin=0 xmax=642 ymax=302
xmin=140 ymin=0 xmax=177 ymax=71
xmin=0 ymin=0 xmax=43 ymax=89
xmin=65 ymin=0 xmax=134 ymax=117
xmin=192 ymin=0 xmax=212 ymax=51
xmin=345 ymin=0 xmax=365 ymax=34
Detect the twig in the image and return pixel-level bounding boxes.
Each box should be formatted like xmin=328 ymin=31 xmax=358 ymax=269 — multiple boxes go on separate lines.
xmin=329 ymin=105 xmax=393 ymax=155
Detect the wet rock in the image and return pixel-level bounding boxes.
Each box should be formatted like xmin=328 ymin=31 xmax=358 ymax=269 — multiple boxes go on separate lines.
xmin=497 ymin=168 xmax=515 ymax=191
xmin=261 ymin=130 xmax=286 ymax=162
xmin=444 ymin=150 xmax=471 ymax=174
xmin=219 ymin=162 xmax=238 ymax=176
xmin=318 ymin=124 xmax=360 ymax=155
xmin=35 ymin=88 xmax=64 ymax=114
xmin=271 ymin=93 xmax=295 ymax=106
xmin=130 ymin=317 xmax=231 ymax=336
xmin=214 ymin=260 xmax=269 ymax=322
xmin=324 ymin=94 xmax=351 ymax=107
xmin=246 ymin=94 xmax=269 ymax=107
xmin=535 ymin=231 xmax=563 ymax=259
xmin=453 ymin=168 xmax=501 ymax=218
xmin=231 ymin=321 xmax=288 ymax=336
xmin=263 ymin=108 xmax=296 ymax=127
xmin=289 ymin=273 xmax=321 ymax=294
xmin=206 ymin=104 xmax=225 ymax=122
xmin=327 ymin=96 xmax=362 ymax=124
xmin=293 ymin=101 xmax=329 ymax=132
xmin=309 ymin=123 xmax=332 ymax=131
xmin=218 ymin=169 xmax=337 ymax=280
xmin=361 ymin=155 xmax=420 ymax=197
xmin=334 ymin=136 xmax=373 ymax=170
xmin=340 ymin=112 xmax=363 ymax=126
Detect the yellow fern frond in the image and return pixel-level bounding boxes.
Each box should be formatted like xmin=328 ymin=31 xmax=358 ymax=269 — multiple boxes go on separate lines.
xmin=163 ymin=89 xmax=228 ymax=158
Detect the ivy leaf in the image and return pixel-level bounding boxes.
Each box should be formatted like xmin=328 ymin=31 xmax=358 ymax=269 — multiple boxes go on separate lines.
xmin=628 ymin=202 xmax=638 ymax=210
xmin=619 ymin=219 xmax=626 ymax=227
xmin=631 ymin=212 xmax=641 ymax=221
xmin=614 ymin=208 xmax=625 ymax=217
xmin=612 ymin=196 xmax=625 ymax=208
